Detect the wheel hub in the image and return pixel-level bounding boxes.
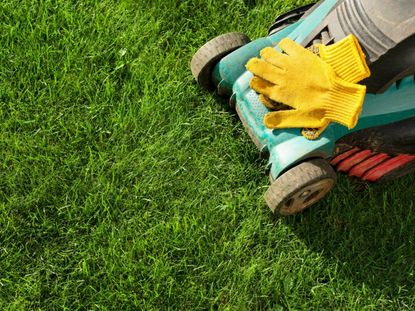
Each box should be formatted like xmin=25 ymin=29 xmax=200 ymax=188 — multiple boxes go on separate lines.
xmin=279 ymin=178 xmax=335 ymax=215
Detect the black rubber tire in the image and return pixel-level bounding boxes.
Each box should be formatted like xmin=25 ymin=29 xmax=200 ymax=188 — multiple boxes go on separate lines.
xmin=190 ymin=32 xmax=250 ymax=90
xmin=265 ymin=159 xmax=337 ymax=216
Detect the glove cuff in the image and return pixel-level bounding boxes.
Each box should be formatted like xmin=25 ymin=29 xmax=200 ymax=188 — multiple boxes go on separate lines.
xmin=317 ymin=35 xmax=370 ymax=83
xmin=323 ymin=78 xmax=366 ymax=129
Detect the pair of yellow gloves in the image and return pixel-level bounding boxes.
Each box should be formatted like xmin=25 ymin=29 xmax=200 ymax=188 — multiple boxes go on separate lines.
xmin=246 ymin=35 xmax=370 ymax=139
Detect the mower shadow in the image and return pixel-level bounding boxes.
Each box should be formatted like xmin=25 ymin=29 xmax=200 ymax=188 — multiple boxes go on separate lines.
xmin=208 ymin=86 xmax=415 ymax=297
xmin=285 ymin=173 xmax=415 ymax=298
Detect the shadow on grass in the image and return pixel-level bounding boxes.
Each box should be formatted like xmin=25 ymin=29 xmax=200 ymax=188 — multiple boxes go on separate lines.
xmin=286 ymin=174 xmax=415 ymax=297
xmin=243 ymin=0 xmax=260 ymax=9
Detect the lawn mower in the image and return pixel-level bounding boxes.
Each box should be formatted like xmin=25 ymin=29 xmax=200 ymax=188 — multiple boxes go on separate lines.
xmin=190 ymin=0 xmax=415 ymax=215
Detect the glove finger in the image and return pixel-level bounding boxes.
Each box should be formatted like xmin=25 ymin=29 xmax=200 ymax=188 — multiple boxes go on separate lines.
xmin=250 ymin=76 xmax=291 ymax=106
xmin=278 ymin=37 xmax=313 ymax=59
xmin=264 ymin=110 xmax=324 ymax=129
xmin=250 ymin=76 xmax=278 ymax=95
xmin=259 ymin=47 xmax=287 ymax=69
xmin=250 ymin=76 xmax=291 ymax=105
xmin=246 ymin=58 xmax=284 ymax=83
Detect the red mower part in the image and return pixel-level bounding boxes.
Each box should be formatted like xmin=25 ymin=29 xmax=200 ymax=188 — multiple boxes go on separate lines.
xmin=330 ymin=147 xmax=360 ymax=166
xmin=349 ymin=153 xmax=390 ymax=178
xmin=331 ymin=148 xmax=415 ymax=182
xmin=336 ymin=150 xmax=373 ymax=172
xmin=362 ymin=154 xmax=415 ymax=182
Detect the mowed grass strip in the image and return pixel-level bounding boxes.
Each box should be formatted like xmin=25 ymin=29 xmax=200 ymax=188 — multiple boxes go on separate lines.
xmin=1 ymin=0 xmax=415 ymax=309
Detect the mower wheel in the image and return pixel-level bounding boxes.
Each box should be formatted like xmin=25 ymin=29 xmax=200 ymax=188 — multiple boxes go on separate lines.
xmin=265 ymin=159 xmax=336 ymax=216
xmin=190 ymin=32 xmax=250 ymax=90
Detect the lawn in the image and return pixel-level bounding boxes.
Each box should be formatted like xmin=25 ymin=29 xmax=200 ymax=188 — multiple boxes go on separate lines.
xmin=1 ymin=0 xmax=415 ymax=309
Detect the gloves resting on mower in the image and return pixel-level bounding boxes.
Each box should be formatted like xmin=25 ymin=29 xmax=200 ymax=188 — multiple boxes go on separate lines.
xmin=314 ymin=34 xmax=370 ymax=84
xmin=246 ymin=35 xmax=370 ymax=139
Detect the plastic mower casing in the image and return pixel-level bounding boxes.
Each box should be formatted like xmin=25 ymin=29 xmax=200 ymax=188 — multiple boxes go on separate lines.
xmin=191 ymin=0 xmax=415 ymax=215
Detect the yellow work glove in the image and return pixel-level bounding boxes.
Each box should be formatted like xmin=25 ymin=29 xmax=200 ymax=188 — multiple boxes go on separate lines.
xmin=246 ymin=37 xmax=367 ymax=132
xmin=314 ymin=34 xmax=370 ymax=84
xmin=257 ymin=35 xmax=370 ymax=113
xmin=303 ymin=35 xmax=371 ymax=138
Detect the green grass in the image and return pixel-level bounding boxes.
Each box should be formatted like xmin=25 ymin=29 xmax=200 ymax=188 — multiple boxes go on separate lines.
xmin=1 ymin=0 xmax=415 ymax=309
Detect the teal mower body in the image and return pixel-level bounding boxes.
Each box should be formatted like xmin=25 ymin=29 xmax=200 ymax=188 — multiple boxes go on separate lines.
xmin=191 ymin=0 xmax=415 ymax=215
